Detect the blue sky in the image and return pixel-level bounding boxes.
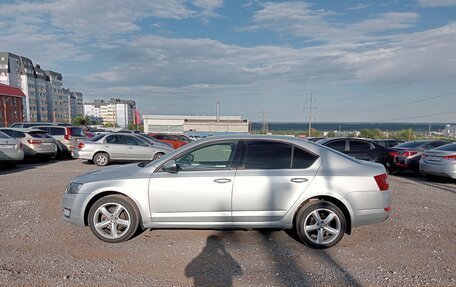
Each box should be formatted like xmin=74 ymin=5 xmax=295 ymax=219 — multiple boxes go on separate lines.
xmin=1 ymin=0 xmax=455 ymax=122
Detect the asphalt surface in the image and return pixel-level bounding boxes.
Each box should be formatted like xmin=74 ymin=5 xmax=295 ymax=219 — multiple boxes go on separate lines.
xmin=0 ymin=159 xmax=455 ymax=286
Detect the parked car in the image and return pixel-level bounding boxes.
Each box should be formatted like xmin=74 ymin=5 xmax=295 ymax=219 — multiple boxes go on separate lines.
xmin=149 ymin=133 xmax=188 ymax=149
xmin=306 ymin=137 xmax=325 ymax=142
xmin=73 ymin=133 xmax=173 ymax=166
xmin=136 ymin=134 xmax=175 ymax=150
xmin=63 ymin=135 xmax=391 ymax=249
xmin=34 ymin=125 xmax=86 ymax=157
xmin=391 ymin=140 xmax=451 ymax=173
xmin=371 ymin=139 xmax=405 ymax=148
xmin=0 ymin=131 xmax=24 ymax=166
xmin=316 ymin=138 xmax=391 ymax=171
xmin=10 ymin=122 xmax=72 ymax=128
xmin=419 ymin=142 xmax=456 ymax=179
xmin=172 ymin=134 xmax=194 ymax=143
xmin=0 ymin=128 xmax=57 ymax=160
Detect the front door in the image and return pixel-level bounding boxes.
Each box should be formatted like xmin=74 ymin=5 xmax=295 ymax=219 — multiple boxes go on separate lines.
xmin=149 ymin=141 xmax=238 ymax=224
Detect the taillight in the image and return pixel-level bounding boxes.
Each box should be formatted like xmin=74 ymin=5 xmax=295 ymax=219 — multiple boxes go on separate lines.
xmin=64 ymin=127 xmax=72 ymax=140
xmin=402 ymin=151 xmax=417 ymax=157
xmin=27 ymin=139 xmax=42 ymax=145
xmin=77 ymin=143 xmax=85 ymax=149
xmin=374 ymin=173 xmax=389 ymax=191
xmin=443 ymin=155 xmax=456 ymax=160
xmin=389 ymin=151 xmax=398 ymax=157
xmin=421 ymin=153 xmax=428 ymax=158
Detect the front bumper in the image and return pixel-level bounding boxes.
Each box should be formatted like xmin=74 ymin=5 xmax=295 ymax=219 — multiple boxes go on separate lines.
xmin=62 ymin=192 xmax=91 ymax=226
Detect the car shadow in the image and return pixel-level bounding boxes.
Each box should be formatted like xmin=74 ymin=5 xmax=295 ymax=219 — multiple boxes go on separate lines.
xmin=0 ymin=158 xmax=60 ymax=175
xmin=185 ymin=234 xmax=242 ymax=287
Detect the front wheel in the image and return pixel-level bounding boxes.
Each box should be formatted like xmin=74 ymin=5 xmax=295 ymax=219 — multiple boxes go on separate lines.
xmin=153 ymin=152 xmax=165 ymax=161
xmin=88 ymin=195 xmax=140 ymax=243
xmin=295 ymin=201 xmax=346 ymax=249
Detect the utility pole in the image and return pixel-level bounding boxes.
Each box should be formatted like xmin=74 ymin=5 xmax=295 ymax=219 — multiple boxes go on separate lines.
xmin=259 ymin=109 xmax=269 ymax=134
xmin=304 ymin=94 xmax=317 ymax=137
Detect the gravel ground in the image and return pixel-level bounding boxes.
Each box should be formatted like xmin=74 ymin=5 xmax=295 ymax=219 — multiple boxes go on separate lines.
xmin=0 ymin=159 xmax=455 ymax=286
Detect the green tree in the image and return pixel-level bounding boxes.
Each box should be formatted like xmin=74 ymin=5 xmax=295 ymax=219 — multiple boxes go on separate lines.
xmin=103 ymin=122 xmax=116 ymax=128
xmin=360 ymin=128 xmax=384 ymax=139
xmin=72 ymin=116 xmax=88 ymax=126
xmin=395 ymin=129 xmax=416 ymax=141
xmin=326 ymin=131 xmax=336 ymax=137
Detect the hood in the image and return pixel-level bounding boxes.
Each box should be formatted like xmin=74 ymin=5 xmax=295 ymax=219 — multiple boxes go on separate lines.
xmin=72 ymin=163 xmax=143 ymax=183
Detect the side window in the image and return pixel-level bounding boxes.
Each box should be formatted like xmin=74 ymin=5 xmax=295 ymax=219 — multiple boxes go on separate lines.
xmin=349 ymin=140 xmax=371 ymax=151
xmin=326 ymin=140 xmax=346 ymax=152
xmin=175 ymin=142 xmax=236 ymax=171
xmin=292 ymin=147 xmax=319 ymax=169
xmin=0 ymin=129 xmax=14 ymax=137
xmin=124 ymin=136 xmax=146 ymax=146
xmin=105 ymin=135 xmax=123 ymax=144
xmin=13 ymin=131 xmax=26 ymax=138
xmin=244 ymin=141 xmax=292 ymax=169
xmin=154 ymin=135 xmax=164 ymax=140
xmin=49 ymin=127 xmax=65 ymax=136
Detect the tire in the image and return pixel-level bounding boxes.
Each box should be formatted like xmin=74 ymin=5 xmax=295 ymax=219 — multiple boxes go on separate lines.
xmin=88 ymin=195 xmax=140 ymax=243
xmin=153 ymin=152 xmax=165 ymax=161
xmin=295 ymin=201 xmax=346 ymax=249
xmin=93 ymin=152 xmax=110 ymax=166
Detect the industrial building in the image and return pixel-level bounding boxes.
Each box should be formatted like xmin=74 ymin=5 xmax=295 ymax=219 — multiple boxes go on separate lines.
xmin=142 ymin=114 xmax=250 ymax=134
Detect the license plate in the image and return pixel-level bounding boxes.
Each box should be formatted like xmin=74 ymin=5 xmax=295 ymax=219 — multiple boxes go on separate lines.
xmin=0 ymin=144 xmax=15 ymax=149
xmin=42 ymin=143 xmax=54 ymax=146
xmin=427 ymin=156 xmax=441 ymax=162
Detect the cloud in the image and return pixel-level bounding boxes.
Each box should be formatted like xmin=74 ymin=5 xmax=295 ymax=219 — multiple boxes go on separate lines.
xmin=418 ymin=0 xmax=456 ymax=7
xmin=346 ymin=3 xmax=373 ymax=10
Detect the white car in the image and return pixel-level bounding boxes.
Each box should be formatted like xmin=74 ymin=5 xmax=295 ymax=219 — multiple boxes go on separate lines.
xmin=0 ymin=131 xmax=24 ymax=166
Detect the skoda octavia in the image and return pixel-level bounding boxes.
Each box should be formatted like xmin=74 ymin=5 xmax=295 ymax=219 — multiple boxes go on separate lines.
xmin=62 ymin=135 xmax=391 ymax=249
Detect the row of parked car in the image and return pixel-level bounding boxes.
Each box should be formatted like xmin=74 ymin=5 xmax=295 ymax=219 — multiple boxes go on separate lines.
xmin=309 ymin=137 xmax=455 ymax=180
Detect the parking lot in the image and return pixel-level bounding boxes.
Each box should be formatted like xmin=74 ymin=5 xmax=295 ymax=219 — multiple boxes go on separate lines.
xmin=0 ymin=159 xmax=455 ymax=286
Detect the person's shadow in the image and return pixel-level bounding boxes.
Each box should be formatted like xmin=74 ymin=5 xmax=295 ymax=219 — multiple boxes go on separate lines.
xmin=185 ymin=235 xmax=242 ymax=287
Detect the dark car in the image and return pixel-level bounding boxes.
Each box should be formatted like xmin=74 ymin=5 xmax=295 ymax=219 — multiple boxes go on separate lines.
xmin=391 ymin=140 xmax=451 ymax=173
xmin=371 ymin=139 xmax=405 ymax=148
xmin=316 ymin=137 xmax=391 ymax=171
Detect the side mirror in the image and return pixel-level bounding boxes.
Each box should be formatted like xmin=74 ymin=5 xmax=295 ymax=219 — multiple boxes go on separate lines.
xmin=162 ymin=160 xmax=178 ymax=173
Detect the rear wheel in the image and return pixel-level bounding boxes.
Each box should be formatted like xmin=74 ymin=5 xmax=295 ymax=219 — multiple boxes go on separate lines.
xmin=94 ymin=152 xmax=110 ymax=166
xmin=295 ymin=201 xmax=346 ymax=249
xmin=88 ymin=195 xmax=140 ymax=243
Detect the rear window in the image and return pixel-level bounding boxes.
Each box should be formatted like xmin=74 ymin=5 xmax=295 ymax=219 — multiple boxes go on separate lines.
xmin=0 ymin=129 xmax=14 ymax=137
xmin=396 ymin=141 xmax=424 ymax=148
xmin=435 ymin=143 xmax=456 ymax=151
xmin=0 ymin=131 xmax=11 ymax=139
xmin=28 ymin=131 xmax=52 ymax=138
xmin=70 ymin=127 xmax=85 ymax=137
xmin=89 ymin=134 xmax=105 ymax=142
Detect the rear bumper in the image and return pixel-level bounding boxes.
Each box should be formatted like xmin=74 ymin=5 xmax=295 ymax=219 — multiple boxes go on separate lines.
xmin=0 ymin=149 xmax=24 ymax=161
xmin=420 ymin=161 xmax=456 ymax=179
xmin=344 ymin=189 xmax=391 ymax=228
xmin=71 ymin=150 xmax=93 ymax=160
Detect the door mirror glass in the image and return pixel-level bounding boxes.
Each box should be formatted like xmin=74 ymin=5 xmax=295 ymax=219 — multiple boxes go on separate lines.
xmin=162 ymin=160 xmax=178 ymax=173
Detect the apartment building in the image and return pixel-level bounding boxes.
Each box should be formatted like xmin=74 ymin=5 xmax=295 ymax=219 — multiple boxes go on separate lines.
xmin=84 ymin=98 xmax=136 ymax=128
xmin=0 ymin=52 xmax=84 ymax=123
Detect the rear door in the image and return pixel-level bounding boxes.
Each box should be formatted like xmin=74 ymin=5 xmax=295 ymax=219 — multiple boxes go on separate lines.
xmin=231 ymin=140 xmax=320 ymax=223
xmin=347 ymin=140 xmax=373 ymax=161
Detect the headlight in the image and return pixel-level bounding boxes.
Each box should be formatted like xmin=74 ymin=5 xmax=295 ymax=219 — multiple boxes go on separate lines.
xmin=66 ymin=182 xmax=83 ymax=194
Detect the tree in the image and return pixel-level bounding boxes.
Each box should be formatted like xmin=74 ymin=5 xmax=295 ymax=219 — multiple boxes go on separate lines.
xmin=360 ymin=128 xmax=384 ymax=139
xmin=394 ymin=129 xmax=416 ymax=141
xmin=72 ymin=116 xmax=88 ymax=126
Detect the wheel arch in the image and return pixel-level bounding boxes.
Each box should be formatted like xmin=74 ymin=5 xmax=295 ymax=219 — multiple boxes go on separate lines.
xmin=83 ymin=191 xmax=143 ymax=228
xmin=293 ymin=195 xmax=353 ymax=235
xmin=92 ymin=150 xmax=110 ymax=161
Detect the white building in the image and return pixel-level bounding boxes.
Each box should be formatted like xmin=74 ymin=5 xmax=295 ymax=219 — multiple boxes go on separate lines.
xmin=142 ymin=115 xmax=250 ymax=134
xmin=84 ymin=98 xmax=136 ymax=128
xmin=442 ymin=124 xmax=456 ymax=138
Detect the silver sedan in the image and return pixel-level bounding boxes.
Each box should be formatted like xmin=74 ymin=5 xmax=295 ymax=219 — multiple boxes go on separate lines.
xmin=72 ymin=133 xmax=173 ymax=166
xmin=0 ymin=131 xmax=24 ymax=166
xmin=62 ymin=135 xmax=391 ymax=249
xmin=420 ymin=142 xmax=456 ymax=179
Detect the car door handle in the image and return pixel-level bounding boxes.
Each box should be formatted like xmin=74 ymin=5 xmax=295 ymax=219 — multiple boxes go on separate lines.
xmin=129 ymin=147 xmax=134 ymax=149
xmin=214 ymin=178 xmax=231 ymax=184
xmin=290 ymin=178 xmax=308 ymax=183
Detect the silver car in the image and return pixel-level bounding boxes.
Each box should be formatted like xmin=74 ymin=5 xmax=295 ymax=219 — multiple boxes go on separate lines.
xmin=0 ymin=131 xmax=24 ymax=166
xmin=419 ymin=142 xmax=456 ymax=179
xmin=73 ymin=133 xmax=173 ymax=166
xmin=0 ymin=128 xmax=57 ymax=160
xmin=62 ymin=135 xmax=391 ymax=249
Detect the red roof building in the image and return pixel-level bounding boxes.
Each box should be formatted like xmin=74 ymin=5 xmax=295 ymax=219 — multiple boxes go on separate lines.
xmin=0 ymin=83 xmax=25 ymax=127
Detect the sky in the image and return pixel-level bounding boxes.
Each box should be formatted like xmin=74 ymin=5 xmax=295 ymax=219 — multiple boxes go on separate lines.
xmin=1 ymin=0 xmax=456 ymax=123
